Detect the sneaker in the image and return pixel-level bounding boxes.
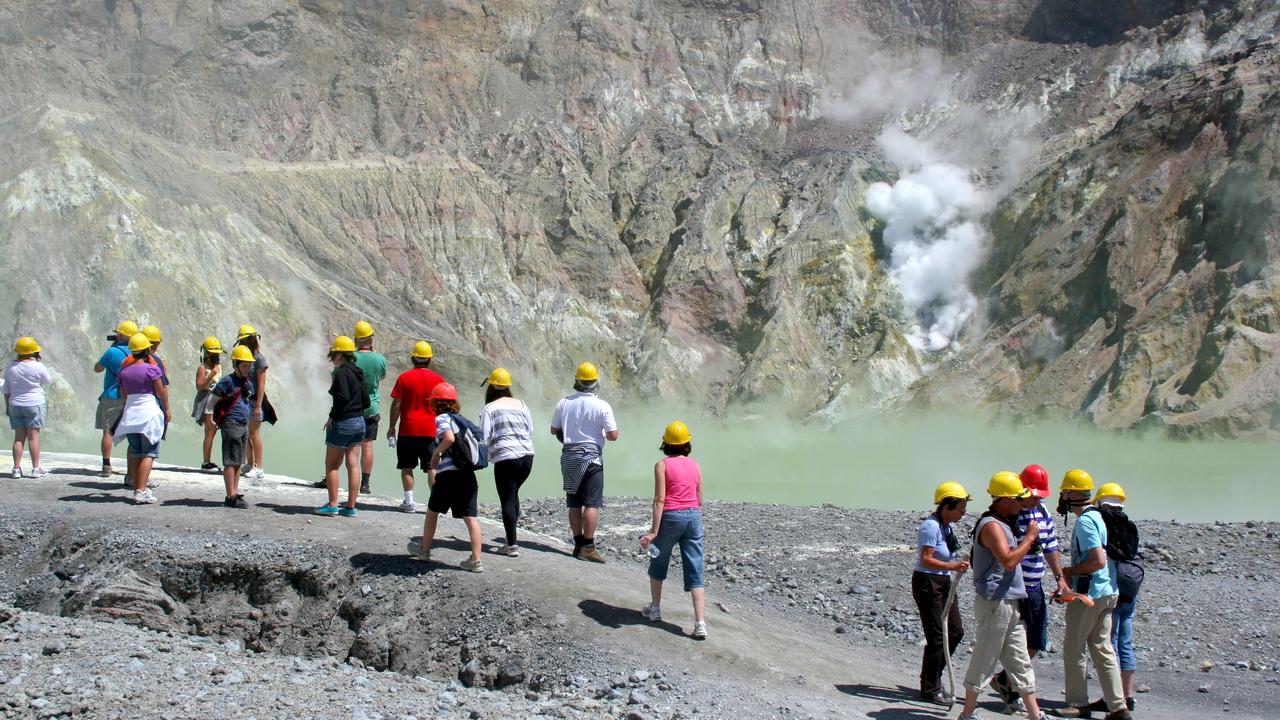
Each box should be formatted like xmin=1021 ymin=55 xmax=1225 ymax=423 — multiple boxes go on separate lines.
xmin=133 ymin=490 xmax=157 ymax=505
xmin=311 ymin=479 xmax=327 ymax=488
xmin=1125 ymin=698 xmax=1135 ymax=713
xmin=1005 ymin=697 xmax=1026 ymax=715
xmin=338 ymin=506 xmax=358 ymax=518
xmin=1102 ymin=711 xmax=1133 ymax=720
xmin=397 ymin=499 xmax=417 ymax=513
xmin=248 ymin=467 xmax=265 ymax=479
xmin=958 ymin=713 xmax=982 ymax=720
xmin=640 ymin=604 xmax=662 ymax=622
xmin=314 ymin=504 xmax=340 ymax=516
xmin=459 ymin=558 xmax=483 ymax=573
xmin=224 ymin=495 xmax=249 ymax=509
xmin=123 ymin=475 xmax=132 ymax=488
xmin=406 ymin=538 xmax=430 ymax=561
xmin=100 ymin=463 xmax=112 ymax=478
xmin=240 ymin=463 xmax=252 ymax=474
xmin=993 ymin=671 xmax=1019 ymax=707
xmin=10 ymin=467 xmax=20 ymax=479
xmin=29 ymin=467 xmax=47 ymax=479
xmin=497 ymin=544 xmax=519 ymax=557
xmin=692 ymin=621 xmax=707 ymax=640
xmin=577 ymin=544 xmax=606 ymax=564
xmin=1052 ymin=707 xmax=1092 ymax=718
xmin=359 ymin=481 xmax=370 ymax=495
xmin=920 ymin=691 xmax=950 ymax=706
xmin=200 ymin=462 xmax=220 ymax=472
xmin=147 ymin=478 xmax=159 ymax=489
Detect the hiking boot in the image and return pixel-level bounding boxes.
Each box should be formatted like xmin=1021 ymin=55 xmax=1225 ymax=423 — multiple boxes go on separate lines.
xmin=920 ymin=691 xmax=950 ymax=706
xmin=406 ymin=538 xmax=430 ymax=561
xmin=497 ymin=544 xmax=519 ymax=557
xmin=397 ymin=499 xmax=417 ymax=513
xmin=29 ymin=467 xmax=47 ymax=479
xmin=691 ymin=621 xmax=707 ymax=640
xmin=133 ymin=490 xmax=157 ymax=505
xmin=338 ymin=506 xmax=358 ymax=518
xmin=577 ymin=544 xmax=605 ymax=563
xmin=311 ymin=479 xmax=327 ymax=488
xmin=640 ymin=604 xmax=662 ymax=622
xmin=460 ymin=558 xmax=483 ymax=573
xmin=359 ymin=481 xmax=370 ymax=495
xmin=1125 ymin=698 xmax=1135 ymax=712
xmin=240 ymin=463 xmax=252 ymax=474
xmin=201 ymin=462 xmax=219 ymax=472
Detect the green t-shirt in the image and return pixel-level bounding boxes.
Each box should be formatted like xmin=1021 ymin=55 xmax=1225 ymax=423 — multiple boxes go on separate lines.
xmin=352 ymin=351 xmax=387 ymax=417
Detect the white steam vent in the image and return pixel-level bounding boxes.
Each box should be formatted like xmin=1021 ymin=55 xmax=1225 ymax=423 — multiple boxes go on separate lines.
xmin=866 ymin=130 xmax=992 ymax=353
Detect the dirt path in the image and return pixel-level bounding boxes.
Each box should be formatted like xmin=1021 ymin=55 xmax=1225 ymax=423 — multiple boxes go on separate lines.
xmin=5 ymin=453 xmax=1248 ymax=719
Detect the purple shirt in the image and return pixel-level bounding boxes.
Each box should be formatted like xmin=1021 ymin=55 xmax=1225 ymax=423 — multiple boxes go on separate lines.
xmin=118 ymin=362 xmax=164 ymax=396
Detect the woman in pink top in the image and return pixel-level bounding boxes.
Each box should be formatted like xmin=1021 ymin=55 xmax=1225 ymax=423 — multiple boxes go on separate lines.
xmin=638 ymin=421 xmax=707 ymax=640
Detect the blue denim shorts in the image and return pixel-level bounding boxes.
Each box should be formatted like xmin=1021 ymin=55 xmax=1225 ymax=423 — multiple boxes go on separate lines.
xmin=9 ymin=405 xmax=45 ymax=430
xmin=126 ymin=433 xmax=160 ymax=459
xmin=325 ymin=415 xmax=366 ymax=449
xmin=647 ymin=509 xmax=705 ymax=591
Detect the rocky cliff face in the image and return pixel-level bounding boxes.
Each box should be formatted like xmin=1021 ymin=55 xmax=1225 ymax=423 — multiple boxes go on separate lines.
xmin=1 ymin=0 xmax=1277 ymax=436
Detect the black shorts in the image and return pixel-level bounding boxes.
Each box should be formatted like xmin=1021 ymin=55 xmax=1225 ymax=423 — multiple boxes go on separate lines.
xmin=395 ymin=436 xmax=436 ymax=470
xmin=362 ymin=414 xmax=380 ymax=441
xmin=221 ymin=422 xmax=248 ymax=468
xmin=565 ymin=465 xmax=605 ymax=509
xmin=428 ymin=469 xmax=478 ymax=518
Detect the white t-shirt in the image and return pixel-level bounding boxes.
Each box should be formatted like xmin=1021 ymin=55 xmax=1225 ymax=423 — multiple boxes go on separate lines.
xmin=550 ymin=392 xmax=617 ymax=450
xmin=3 ymin=360 xmax=52 ymax=407
xmin=435 ymin=413 xmax=460 ymax=473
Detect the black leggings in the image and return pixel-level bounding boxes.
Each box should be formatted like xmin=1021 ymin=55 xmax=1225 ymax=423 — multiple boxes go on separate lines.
xmin=494 ymin=456 xmax=534 ymax=545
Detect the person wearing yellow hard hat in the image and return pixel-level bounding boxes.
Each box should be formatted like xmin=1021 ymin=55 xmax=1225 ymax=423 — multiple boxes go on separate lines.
xmin=384 ymin=340 xmax=446 ymax=512
xmin=957 ymin=472 xmax=1045 ymax=720
xmin=122 ymin=325 xmax=171 ymax=388
xmin=112 ymin=333 xmax=170 ymax=505
xmin=912 ymin=481 xmax=971 ymax=704
xmin=192 ymin=337 xmax=224 ymax=471
xmin=550 ymin=361 xmax=619 ymax=564
xmin=479 ymin=367 xmax=535 ymax=556
xmin=1081 ymin=482 xmax=1142 ymax=715
xmin=350 ymin=321 xmax=387 ymax=496
xmin=234 ymin=324 xmax=276 ymax=479
xmin=5 ymin=336 xmax=53 ymax=479
xmin=1056 ymin=472 xmax=1133 ymax=719
xmin=315 ymin=336 xmax=370 ymax=518
xmin=92 ymin=319 xmax=139 ymax=477
xmin=637 ymin=421 xmax=707 ymax=640
xmin=205 ymin=344 xmax=259 ymax=508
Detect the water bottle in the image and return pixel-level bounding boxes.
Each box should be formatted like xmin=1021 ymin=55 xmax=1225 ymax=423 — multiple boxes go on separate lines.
xmin=387 ymin=435 xmax=397 ymax=449
xmin=645 ymin=543 xmax=661 ymax=559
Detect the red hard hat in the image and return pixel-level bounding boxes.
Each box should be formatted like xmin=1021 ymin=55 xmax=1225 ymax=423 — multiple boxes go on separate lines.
xmin=430 ymin=382 xmax=458 ymax=401
xmin=1020 ymin=464 xmax=1050 ymax=498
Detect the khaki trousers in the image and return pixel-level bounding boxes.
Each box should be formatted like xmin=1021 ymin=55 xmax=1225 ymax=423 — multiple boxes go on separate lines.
xmin=1064 ymin=593 xmax=1125 ymax=710
xmin=962 ymin=595 xmax=1036 ymax=695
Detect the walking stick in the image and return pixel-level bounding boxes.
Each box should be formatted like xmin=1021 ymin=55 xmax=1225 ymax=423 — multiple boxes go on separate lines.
xmin=941 ymin=568 xmax=967 ymax=711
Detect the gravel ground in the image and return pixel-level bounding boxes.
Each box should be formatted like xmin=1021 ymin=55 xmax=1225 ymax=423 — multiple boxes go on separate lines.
xmin=505 ymin=498 xmax=1280 ymax=711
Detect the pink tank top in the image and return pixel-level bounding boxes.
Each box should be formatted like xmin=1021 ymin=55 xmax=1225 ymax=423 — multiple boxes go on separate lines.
xmin=662 ymin=456 xmax=701 ymax=511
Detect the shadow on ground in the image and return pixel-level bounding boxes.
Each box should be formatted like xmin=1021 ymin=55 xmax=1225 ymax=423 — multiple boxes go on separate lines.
xmin=578 ymin=599 xmax=688 ymax=638
xmin=836 ymin=684 xmax=948 ymax=720
xmin=350 ymin=550 xmax=470 ymax=575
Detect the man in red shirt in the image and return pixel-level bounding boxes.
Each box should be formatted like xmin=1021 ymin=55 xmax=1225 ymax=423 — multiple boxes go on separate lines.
xmin=386 ymin=341 xmax=445 ymax=512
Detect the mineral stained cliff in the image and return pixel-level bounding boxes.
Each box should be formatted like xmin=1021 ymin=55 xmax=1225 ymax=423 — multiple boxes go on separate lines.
xmin=1 ymin=1 xmax=1277 ymax=436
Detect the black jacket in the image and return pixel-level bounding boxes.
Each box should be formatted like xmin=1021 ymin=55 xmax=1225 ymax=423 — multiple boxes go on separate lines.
xmin=329 ymin=362 xmax=371 ymax=420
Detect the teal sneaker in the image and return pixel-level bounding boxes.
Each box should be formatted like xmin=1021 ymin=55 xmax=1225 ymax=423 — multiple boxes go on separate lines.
xmin=314 ymin=505 xmax=340 ymax=516
xmin=338 ymin=506 xmax=358 ymax=518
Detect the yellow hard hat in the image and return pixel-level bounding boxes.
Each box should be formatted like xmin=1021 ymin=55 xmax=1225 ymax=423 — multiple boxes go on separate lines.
xmin=575 ymin=362 xmax=599 ymax=382
xmin=142 ymin=325 xmax=162 ymax=343
xmin=128 ymin=332 xmax=152 ymax=353
xmin=485 ymin=367 xmax=512 ymax=388
xmin=115 ymin=320 xmax=139 ymax=337
xmin=330 ymin=335 xmax=356 ymax=353
xmin=14 ymin=337 xmax=41 ymax=355
xmin=663 ymin=420 xmax=692 ymax=445
xmin=1061 ymin=468 xmax=1094 ymax=493
xmin=988 ymin=471 xmax=1031 ymax=499
xmin=934 ymin=481 xmax=972 ymax=505
xmin=202 ymin=336 xmax=223 ymax=353
xmin=411 ymin=340 xmax=434 ymax=359
xmin=354 ymin=320 xmax=375 ymax=339
xmin=1094 ymin=482 xmax=1127 ymax=504
xmin=231 ymin=345 xmax=255 ymax=363
xmin=237 ymin=324 xmax=258 ymax=340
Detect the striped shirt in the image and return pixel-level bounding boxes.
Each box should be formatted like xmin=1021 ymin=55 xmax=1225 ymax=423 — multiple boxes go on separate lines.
xmin=1015 ymin=502 xmax=1060 ymax=589
xmin=480 ymin=399 xmax=535 ymax=463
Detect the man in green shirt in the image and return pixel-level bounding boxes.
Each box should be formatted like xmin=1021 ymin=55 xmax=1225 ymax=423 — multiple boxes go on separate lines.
xmin=352 ymin=321 xmax=387 ymax=495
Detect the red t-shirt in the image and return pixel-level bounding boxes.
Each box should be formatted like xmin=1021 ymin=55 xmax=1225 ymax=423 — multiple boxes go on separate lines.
xmin=390 ymin=367 xmax=444 ymax=437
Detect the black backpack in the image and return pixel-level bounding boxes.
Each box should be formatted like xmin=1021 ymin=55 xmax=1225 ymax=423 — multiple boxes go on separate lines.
xmin=446 ymin=413 xmax=489 ymax=471
xmin=1086 ymin=506 xmax=1145 ymax=601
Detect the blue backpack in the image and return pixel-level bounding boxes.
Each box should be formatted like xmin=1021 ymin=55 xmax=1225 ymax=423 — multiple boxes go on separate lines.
xmin=447 ymin=413 xmax=489 ymax=471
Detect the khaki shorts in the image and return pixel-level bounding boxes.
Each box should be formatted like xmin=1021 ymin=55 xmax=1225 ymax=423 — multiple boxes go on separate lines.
xmin=94 ymin=397 xmax=125 ymax=430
